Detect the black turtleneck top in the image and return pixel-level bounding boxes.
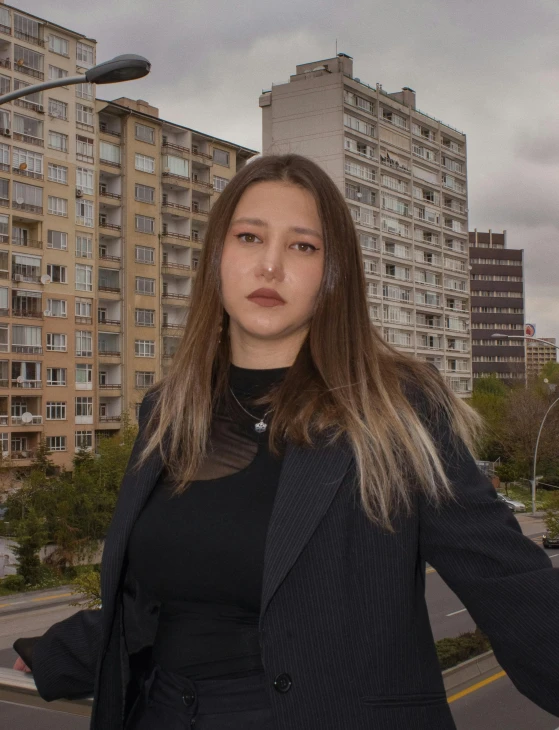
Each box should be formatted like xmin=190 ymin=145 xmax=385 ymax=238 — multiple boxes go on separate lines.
xmin=123 ymin=365 xmax=288 ymax=679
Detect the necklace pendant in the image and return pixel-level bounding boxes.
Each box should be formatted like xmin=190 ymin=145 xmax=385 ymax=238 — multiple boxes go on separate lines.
xmin=254 ymin=420 xmax=267 ymax=434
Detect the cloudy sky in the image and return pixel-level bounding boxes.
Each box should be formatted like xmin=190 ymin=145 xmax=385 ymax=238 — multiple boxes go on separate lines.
xmin=20 ymin=0 xmax=559 ymax=341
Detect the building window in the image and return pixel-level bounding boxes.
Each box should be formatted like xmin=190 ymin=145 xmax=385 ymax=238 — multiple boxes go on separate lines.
xmin=48 ymin=130 xmax=68 ymax=152
xmin=75 ymin=363 xmax=92 ymax=386
xmin=135 ymin=215 xmax=155 ymax=234
xmin=48 ymin=34 xmax=69 ymax=56
xmin=46 ymin=367 xmax=66 ymax=386
xmin=135 ymin=183 xmax=155 ymax=203
xmin=162 ymin=155 xmax=188 ymax=178
xmin=135 ymin=153 xmax=155 ymax=173
xmin=75 ymin=430 xmax=93 ymax=449
xmin=135 ymin=123 xmax=155 ymax=144
xmin=47 ymin=163 xmax=67 ymax=184
xmin=47 ymin=196 xmax=67 ymax=217
xmin=46 ymin=263 xmax=67 ymax=283
xmin=76 ymin=103 xmax=94 ymax=127
xmin=46 ymin=298 xmax=66 ymax=317
xmin=47 ymin=401 xmax=66 ymax=421
xmin=75 ymin=82 xmax=93 ymax=100
xmin=46 ymin=435 xmax=66 ymax=451
xmin=48 ymin=65 xmax=68 ymax=81
xmin=76 ymin=330 xmax=92 ymax=357
xmin=213 ymin=148 xmax=230 ymax=166
xmin=75 ymin=299 xmax=92 ymax=318
xmin=135 ymin=340 xmax=155 ymax=357
xmin=75 ymin=396 xmax=93 ymax=417
xmin=99 ymin=141 xmax=120 ymax=165
xmin=14 ymin=113 xmax=43 ymax=142
xmin=76 ymin=198 xmax=94 ymax=227
xmin=213 ymin=175 xmax=228 ymax=192
xmin=14 ymin=14 xmax=41 ymax=43
xmin=135 ymin=371 xmax=155 ymax=388
xmin=135 ymin=276 xmax=155 ymax=295
xmin=14 ymin=45 xmax=44 ymax=77
xmin=12 ymin=324 xmax=41 ymax=353
xmin=76 ymin=235 xmax=92 ymax=258
xmin=46 ymin=333 xmax=67 ymax=352
xmin=47 ymin=230 xmax=67 ymax=250
xmin=76 ymin=135 xmax=94 ymax=161
xmin=13 ymin=147 xmax=43 ymax=176
xmin=75 ymin=166 xmax=94 ymax=195
xmin=76 ymin=41 xmax=94 ymax=67
xmin=135 ymin=308 xmax=155 ymax=326
xmin=49 ymin=97 xmax=67 ymax=119
xmin=135 ymin=246 xmax=154 ymax=264
xmin=75 ymin=264 xmax=93 ymax=291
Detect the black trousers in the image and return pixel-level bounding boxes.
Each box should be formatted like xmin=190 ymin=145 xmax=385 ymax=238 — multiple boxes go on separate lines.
xmin=124 ymin=664 xmax=275 ymax=729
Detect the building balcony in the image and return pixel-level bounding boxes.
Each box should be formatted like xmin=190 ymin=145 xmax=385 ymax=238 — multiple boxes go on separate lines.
xmin=14 ymin=29 xmax=45 ymax=47
xmin=11 ymin=236 xmax=42 ymax=248
xmin=162 ymin=322 xmax=185 ymax=334
xmin=12 ymin=308 xmax=42 ymax=319
xmin=191 ymin=205 xmax=210 ymax=219
xmin=162 ymin=141 xmax=190 ymax=157
xmin=191 ymin=148 xmax=213 ymax=164
xmin=99 ymin=157 xmax=121 ymax=170
xmin=11 ymin=414 xmax=43 ymax=425
xmin=12 ymin=344 xmax=42 ymax=354
xmin=161 ymin=201 xmax=190 ymax=217
xmin=162 ymin=262 xmax=192 ymax=275
xmin=75 ymin=315 xmax=93 ymax=325
xmin=98 ymin=351 xmax=121 ymax=360
xmin=161 ymin=231 xmax=190 ymax=245
xmin=380 ymin=155 xmax=410 ymax=174
xmin=11 ymin=379 xmax=41 ymax=389
xmin=98 ymin=253 xmax=121 ymax=264
xmin=161 ymin=292 xmax=190 ymax=303
xmin=12 ymin=166 xmax=43 ymax=181
xmin=162 ymin=171 xmax=190 ymax=188
xmin=191 ymin=178 xmax=215 ymax=194
xmin=99 ymin=383 xmax=121 ymax=390
xmin=12 ymin=201 xmax=42 ymax=215
xmin=99 ymin=187 xmax=121 ymax=206
xmin=99 ymin=219 xmax=121 ymax=236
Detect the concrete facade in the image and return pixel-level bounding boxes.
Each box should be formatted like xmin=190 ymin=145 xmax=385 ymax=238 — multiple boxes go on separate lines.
xmin=260 ymin=54 xmax=472 ymax=395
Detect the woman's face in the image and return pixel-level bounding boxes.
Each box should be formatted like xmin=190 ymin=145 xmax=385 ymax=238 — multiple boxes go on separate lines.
xmin=220 ymin=181 xmax=324 ymax=363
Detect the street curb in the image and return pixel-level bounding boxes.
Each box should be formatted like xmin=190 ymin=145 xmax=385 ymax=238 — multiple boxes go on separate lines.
xmin=442 ymin=650 xmax=500 ymax=692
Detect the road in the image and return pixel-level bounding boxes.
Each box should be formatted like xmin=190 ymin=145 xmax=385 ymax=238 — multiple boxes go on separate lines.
xmin=0 ymin=512 xmax=557 ymax=728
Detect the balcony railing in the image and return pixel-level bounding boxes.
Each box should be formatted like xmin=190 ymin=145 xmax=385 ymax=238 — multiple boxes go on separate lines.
xmin=162 ymin=171 xmax=190 ymax=184
xmin=99 ymin=188 xmax=121 ymax=200
xmin=162 ymin=261 xmax=191 ymax=271
xmin=11 ymin=379 xmax=41 ymax=388
xmin=161 ymin=231 xmax=190 ymax=241
xmin=99 ymin=253 xmax=121 ymax=262
xmin=161 ymin=292 xmax=190 ymax=301
xmin=162 ymin=141 xmax=190 ymax=155
xmin=15 ymin=64 xmax=44 ymax=80
xmin=161 ymin=201 xmax=190 ymax=213
xmin=99 ymin=220 xmax=121 ymax=231
xmin=12 ymin=201 xmax=43 ymax=214
xmin=11 ymin=414 xmax=43 ymax=425
xmin=99 ymin=157 xmax=121 ymax=168
xmin=12 ymin=345 xmax=42 ymax=354
xmin=99 ymin=414 xmax=121 ymax=422
xmin=12 ymin=166 xmax=43 ymax=180
xmin=98 ymin=318 xmax=121 ymax=325
xmin=98 ymin=284 xmax=121 ymax=293
xmin=99 ymin=383 xmax=121 ymax=389
xmin=98 ymin=349 xmax=121 ymax=357
xmin=13 ymin=132 xmax=44 ymax=147
xmin=14 ymin=29 xmax=45 ymax=46
xmin=12 ymin=309 xmax=43 ymax=319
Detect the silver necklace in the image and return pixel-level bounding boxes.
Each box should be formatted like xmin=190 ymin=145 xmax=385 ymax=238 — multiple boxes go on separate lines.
xmin=229 ymin=387 xmax=273 ymax=433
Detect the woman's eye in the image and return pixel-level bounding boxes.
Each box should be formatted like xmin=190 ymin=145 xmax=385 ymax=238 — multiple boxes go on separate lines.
xmin=293 ymin=242 xmax=318 ymax=253
xmin=237 ymin=233 xmax=259 ymax=243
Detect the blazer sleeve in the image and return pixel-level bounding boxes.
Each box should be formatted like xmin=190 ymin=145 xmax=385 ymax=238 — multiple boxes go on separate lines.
xmin=418 ymin=416 xmax=559 ymax=717
xmin=21 ymin=608 xmax=103 ymax=701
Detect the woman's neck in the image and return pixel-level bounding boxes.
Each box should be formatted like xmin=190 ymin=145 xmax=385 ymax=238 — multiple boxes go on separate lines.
xmin=229 ymin=335 xmax=300 ymax=370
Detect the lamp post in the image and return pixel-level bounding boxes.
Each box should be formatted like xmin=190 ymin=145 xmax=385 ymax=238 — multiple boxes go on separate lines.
xmin=0 ymin=54 xmax=151 ymax=106
xmin=491 ymin=334 xmax=559 ymax=515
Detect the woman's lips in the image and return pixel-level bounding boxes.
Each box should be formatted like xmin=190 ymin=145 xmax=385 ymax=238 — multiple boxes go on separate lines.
xmin=247 ymin=288 xmax=286 ymax=307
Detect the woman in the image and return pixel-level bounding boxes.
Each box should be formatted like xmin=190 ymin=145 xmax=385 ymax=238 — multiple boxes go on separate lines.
xmin=14 ymin=154 xmax=559 ymax=729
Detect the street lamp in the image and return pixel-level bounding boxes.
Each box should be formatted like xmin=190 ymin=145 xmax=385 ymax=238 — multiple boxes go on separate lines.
xmin=0 ymin=54 xmax=151 ymax=106
xmin=490 ymin=333 xmax=559 ymax=353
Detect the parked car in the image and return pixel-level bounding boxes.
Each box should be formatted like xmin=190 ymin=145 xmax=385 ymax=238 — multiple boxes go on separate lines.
xmin=542 ymin=532 xmax=559 ymax=549
xmin=496 ymin=493 xmax=526 ymax=513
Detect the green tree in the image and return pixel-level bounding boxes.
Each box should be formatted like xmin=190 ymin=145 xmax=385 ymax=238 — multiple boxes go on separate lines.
xmin=13 ymin=508 xmax=48 ymax=585
xmin=469 ymin=376 xmax=509 ymax=460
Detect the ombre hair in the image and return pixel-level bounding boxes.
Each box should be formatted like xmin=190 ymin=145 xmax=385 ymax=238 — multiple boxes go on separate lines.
xmin=136 ymin=154 xmax=482 ymax=530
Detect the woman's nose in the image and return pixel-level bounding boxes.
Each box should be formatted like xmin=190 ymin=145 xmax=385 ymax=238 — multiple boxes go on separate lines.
xmin=256 ymin=245 xmax=285 ymax=282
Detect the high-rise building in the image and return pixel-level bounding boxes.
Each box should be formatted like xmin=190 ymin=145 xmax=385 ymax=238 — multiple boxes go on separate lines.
xmin=526 ymin=337 xmax=557 ymax=378
xmin=260 ymin=54 xmax=472 ymax=396
xmin=0 ymin=3 xmax=257 ymax=469
xmin=468 ymin=230 xmax=526 ymax=384
xmin=96 ymin=97 xmax=256 ymax=432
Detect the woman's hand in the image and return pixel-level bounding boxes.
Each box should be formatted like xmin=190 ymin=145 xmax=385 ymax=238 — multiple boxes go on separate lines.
xmin=13 ymin=656 xmax=32 ymax=673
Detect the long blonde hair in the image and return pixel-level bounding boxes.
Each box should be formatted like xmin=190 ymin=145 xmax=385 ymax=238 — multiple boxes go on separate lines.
xmin=137 ymin=154 xmax=482 ymax=530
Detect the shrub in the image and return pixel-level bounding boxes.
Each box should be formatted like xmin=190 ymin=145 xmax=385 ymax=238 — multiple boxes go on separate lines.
xmin=436 ymin=628 xmax=492 ymax=670
xmin=1 ymin=574 xmax=26 ymax=592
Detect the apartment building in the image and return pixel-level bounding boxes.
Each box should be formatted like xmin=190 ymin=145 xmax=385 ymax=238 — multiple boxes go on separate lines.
xmin=260 ymin=54 xmax=472 ymax=396
xmin=96 ymin=97 xmax=256 ymax=430
xmin=526 ymin=337 xmax=557 ymax=378
xmin=469 ymin=230 xmax=526 ymax=384
xmin=0 ymin=3 xmax=257 ymax=470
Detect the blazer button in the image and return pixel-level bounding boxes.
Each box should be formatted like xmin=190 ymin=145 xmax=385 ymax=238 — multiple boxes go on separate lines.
xmin=182 ymin=690 xmax=195 ymax=707
xmin=273 ymin=673 xmax=292 ymax=693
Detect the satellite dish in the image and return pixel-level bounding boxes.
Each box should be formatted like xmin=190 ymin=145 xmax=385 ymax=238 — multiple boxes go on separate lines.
xmin=43 ymin=309 xmax=50 ymax=316
xmin=18 ymin=163 xmax=27 ymax=170
xmin=40 ymin=274 xmax=51 ymax=284
xmin=21 ymin=412 xmax=33 ymax=424
xmin=16 ymin=375 xmax=23 ymax=383
xmin=15 ymin=197 xmax=24 ymax=205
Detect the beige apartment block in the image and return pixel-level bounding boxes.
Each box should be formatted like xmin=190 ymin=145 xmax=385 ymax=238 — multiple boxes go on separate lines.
xmin=527 ymin=337 xmax=557 ymax=378
xmin=0 ymin=3 xmax=257 ymax=472
xmin=95 ymin=98 xmax=257 ymax=434
xmin=260 ymin=53 xmax=472 ymax=396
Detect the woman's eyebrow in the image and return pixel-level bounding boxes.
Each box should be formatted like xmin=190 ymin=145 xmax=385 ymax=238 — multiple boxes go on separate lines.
xmin=231 ymin=218 xmax=322 ymax=240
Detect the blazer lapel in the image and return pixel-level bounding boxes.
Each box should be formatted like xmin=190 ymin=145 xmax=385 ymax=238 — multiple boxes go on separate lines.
xmin=260 ymin=438 xmax=353 ymax=625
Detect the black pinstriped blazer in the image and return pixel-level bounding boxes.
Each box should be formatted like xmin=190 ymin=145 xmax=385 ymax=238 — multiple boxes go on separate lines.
xmin=30 ymin=388 xmax=559 ymax=729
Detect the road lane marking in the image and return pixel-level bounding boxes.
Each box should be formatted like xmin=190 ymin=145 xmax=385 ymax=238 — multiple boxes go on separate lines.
xmin=31 ymin=592 xmax=72 ymax=602
xmin=447 ymin=670 xmax=506 ymax=703
xmin=446 ymin=608 xmax=467 ymax=617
